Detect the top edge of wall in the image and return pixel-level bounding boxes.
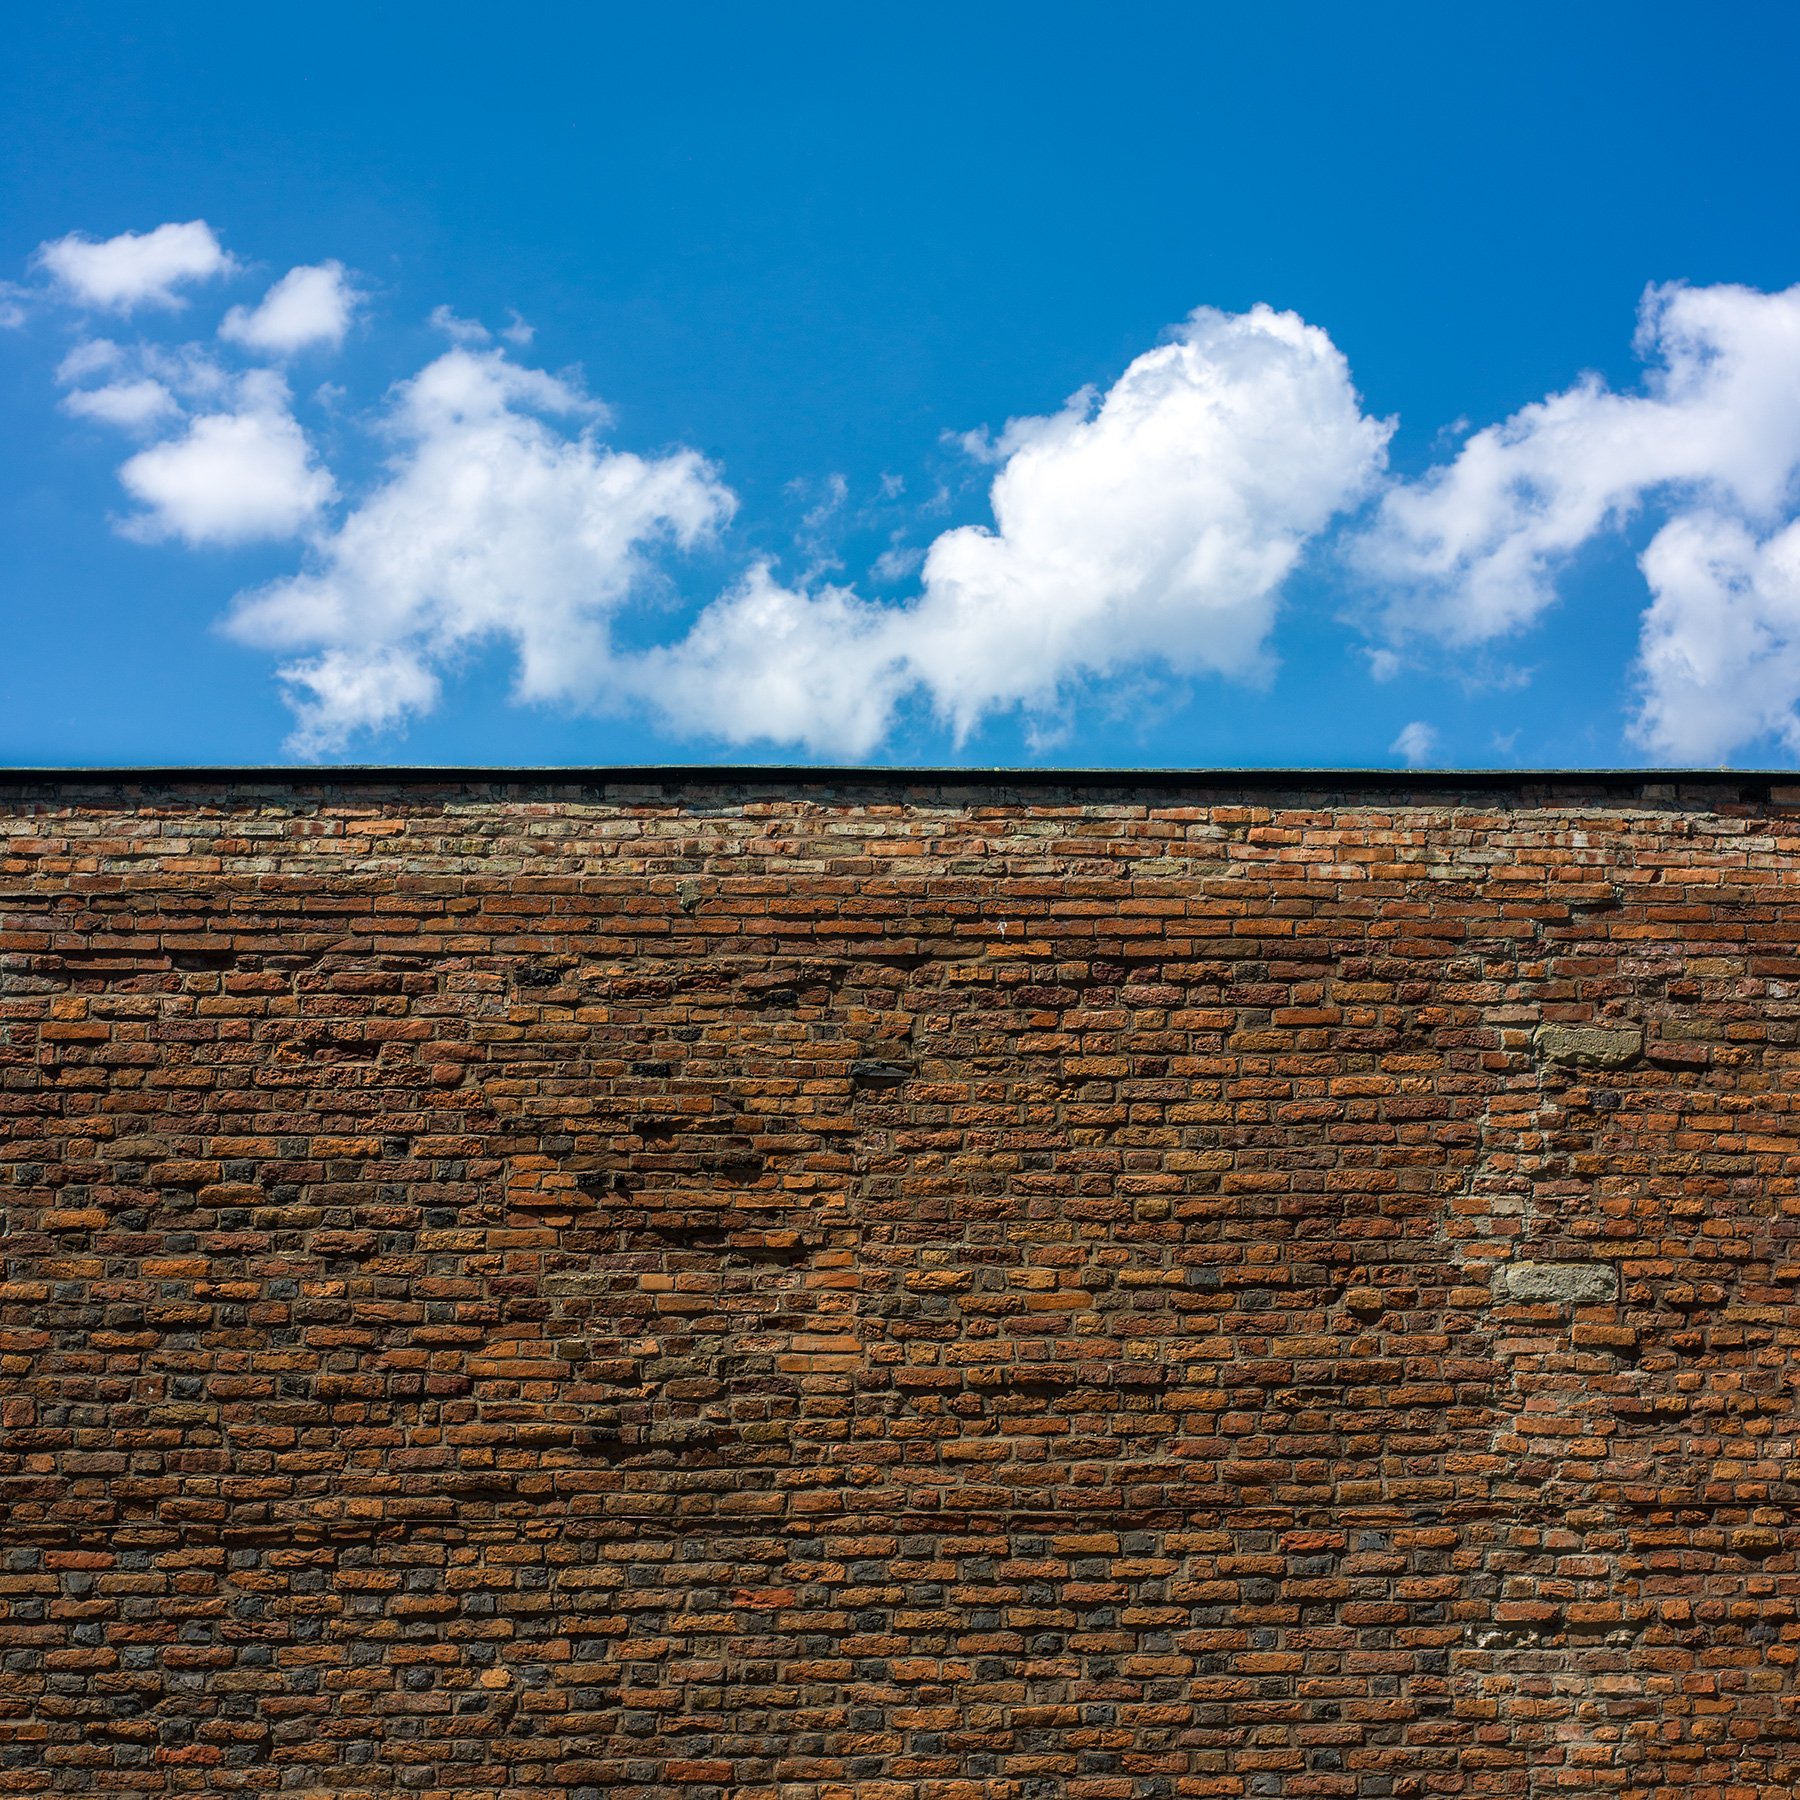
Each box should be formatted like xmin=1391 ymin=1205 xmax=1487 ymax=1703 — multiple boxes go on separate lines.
xmin=0 ymin=764 xmax=1793 ymax=803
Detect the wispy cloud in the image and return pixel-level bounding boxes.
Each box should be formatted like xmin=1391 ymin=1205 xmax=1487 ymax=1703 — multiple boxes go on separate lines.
xmin=428 ymin=305 xmax=491 ymax=345
xmin=870 ymin=540 xmax=924 ymax=583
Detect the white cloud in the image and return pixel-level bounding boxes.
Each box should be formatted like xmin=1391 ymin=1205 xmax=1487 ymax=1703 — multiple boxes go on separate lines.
xmin=786 ymin=471 xmax=850 ymax=582
xmin=1630 ymin=512 xmax=1800 ymax=762
xmin=502 ymin=310 xmax=534 ymax=347
xmin=907 ymin=305 xmax=1388 ymax=733
xmin=220 ymin=262 xmax=359 ymax=354
xmin=634 ymin=303 xmax=1390 ymax=754
xmin=63 ymin=378 xmax=179 ymax=430
xmin=1356 ymin=282 xmax=1800 ymax=645
xmin=56 ymin=338 xmax=127 ymax=383
xmin=632 ymin=565 xmax=911 ymax=757
xmin=215 ymin=301 xmax=1386 ymax=758
xmin=800 ymin=472 xmax=848 ymax=529
xmin=117 ymin=370 xmax=336 ymax=545
xmin=428 ymin=305 xmax=490 ymax=344
xmin=1354 ymin=281 xmax=1800 ymax=762
xmin=0 ymin=282 xmax=28 ymax=330
xmin=35 ymin=220 xmax=234 ymax=313
xmin=1390 ymin=720 xmax=1439 ymax=766
xmin=44 ymin=223 xmax=1800 ymax=764
xmin=55 ymin=338 xmax=239 ymax=437
xmin=871 ymin=541 xmax=924 ymax=583
xmin=274 ymin=647 xmax=444 ymax=752
xmin=222 ymin=347 xmax=734 ymax=756
xmin=58 ymin=337 xmax=234 ymax=404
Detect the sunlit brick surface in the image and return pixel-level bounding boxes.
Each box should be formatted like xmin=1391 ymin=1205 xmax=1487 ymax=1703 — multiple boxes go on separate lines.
xmin=3 ymin=771 xmax=1799 ymax=1799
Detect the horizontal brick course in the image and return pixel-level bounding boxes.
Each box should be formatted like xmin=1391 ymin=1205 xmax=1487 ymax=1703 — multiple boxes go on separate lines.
xmin=1 ymin=770 xmax=1798 ymax=1796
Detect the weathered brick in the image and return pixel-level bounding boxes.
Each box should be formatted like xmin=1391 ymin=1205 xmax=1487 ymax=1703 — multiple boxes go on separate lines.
xmin=0 ymin=767 xmax=1794 ymax=1795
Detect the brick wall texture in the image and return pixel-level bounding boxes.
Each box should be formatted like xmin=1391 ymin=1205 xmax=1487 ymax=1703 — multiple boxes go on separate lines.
xmin=3 ymin=769 xmax=1800 ymax=1800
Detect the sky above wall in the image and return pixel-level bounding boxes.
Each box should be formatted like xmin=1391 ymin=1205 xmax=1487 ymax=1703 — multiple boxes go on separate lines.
xmin=4 ymin=2 xmax=1800 ymax=771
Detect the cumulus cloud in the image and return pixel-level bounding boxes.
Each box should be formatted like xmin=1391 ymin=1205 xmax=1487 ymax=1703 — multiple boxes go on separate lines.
xmin=635 ymin=304 xmax=1390 ymax=754
xmin=910 ymin=306 xmax=1387 ymax=725
xmin=631 ymin=567 xmax=911 ymax=757
xmin=51 ymin=334 xmax=334 ymax=542
xmin=117 ymin=370 xmax=336 ymax=545
xmin=198 ymin=301 xmax=1389 ymax=757
xmin=1355 ymin=281 xmax=1800 ymax=761
xmin=35 ymin=220 xmax=234 ymax=313
xmin=222 ymin=347 xmax=734 ymax=755
xmin=10 ymin=236 xmax=1431 ymax=759
xmin=220 ymin=262 xmax=359 ymax=354
xmin=1390 ymin=720 xmax=1439 ymax=766
xmin=69 ymin=222 xmax=1800 ymax=765
xmin=1631 ymin=513 xmax=1800 ymax=761
xmin=1358 ymin=282 xmax=1800 ymax=642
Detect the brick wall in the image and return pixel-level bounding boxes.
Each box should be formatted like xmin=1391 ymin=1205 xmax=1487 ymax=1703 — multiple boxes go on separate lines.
xmin=2 ymin=769 xmax=1798 ymax=1799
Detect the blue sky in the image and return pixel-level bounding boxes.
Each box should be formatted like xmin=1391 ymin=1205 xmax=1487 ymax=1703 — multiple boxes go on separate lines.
xmin=5 ymin=2 xmax=1800 ymax=771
